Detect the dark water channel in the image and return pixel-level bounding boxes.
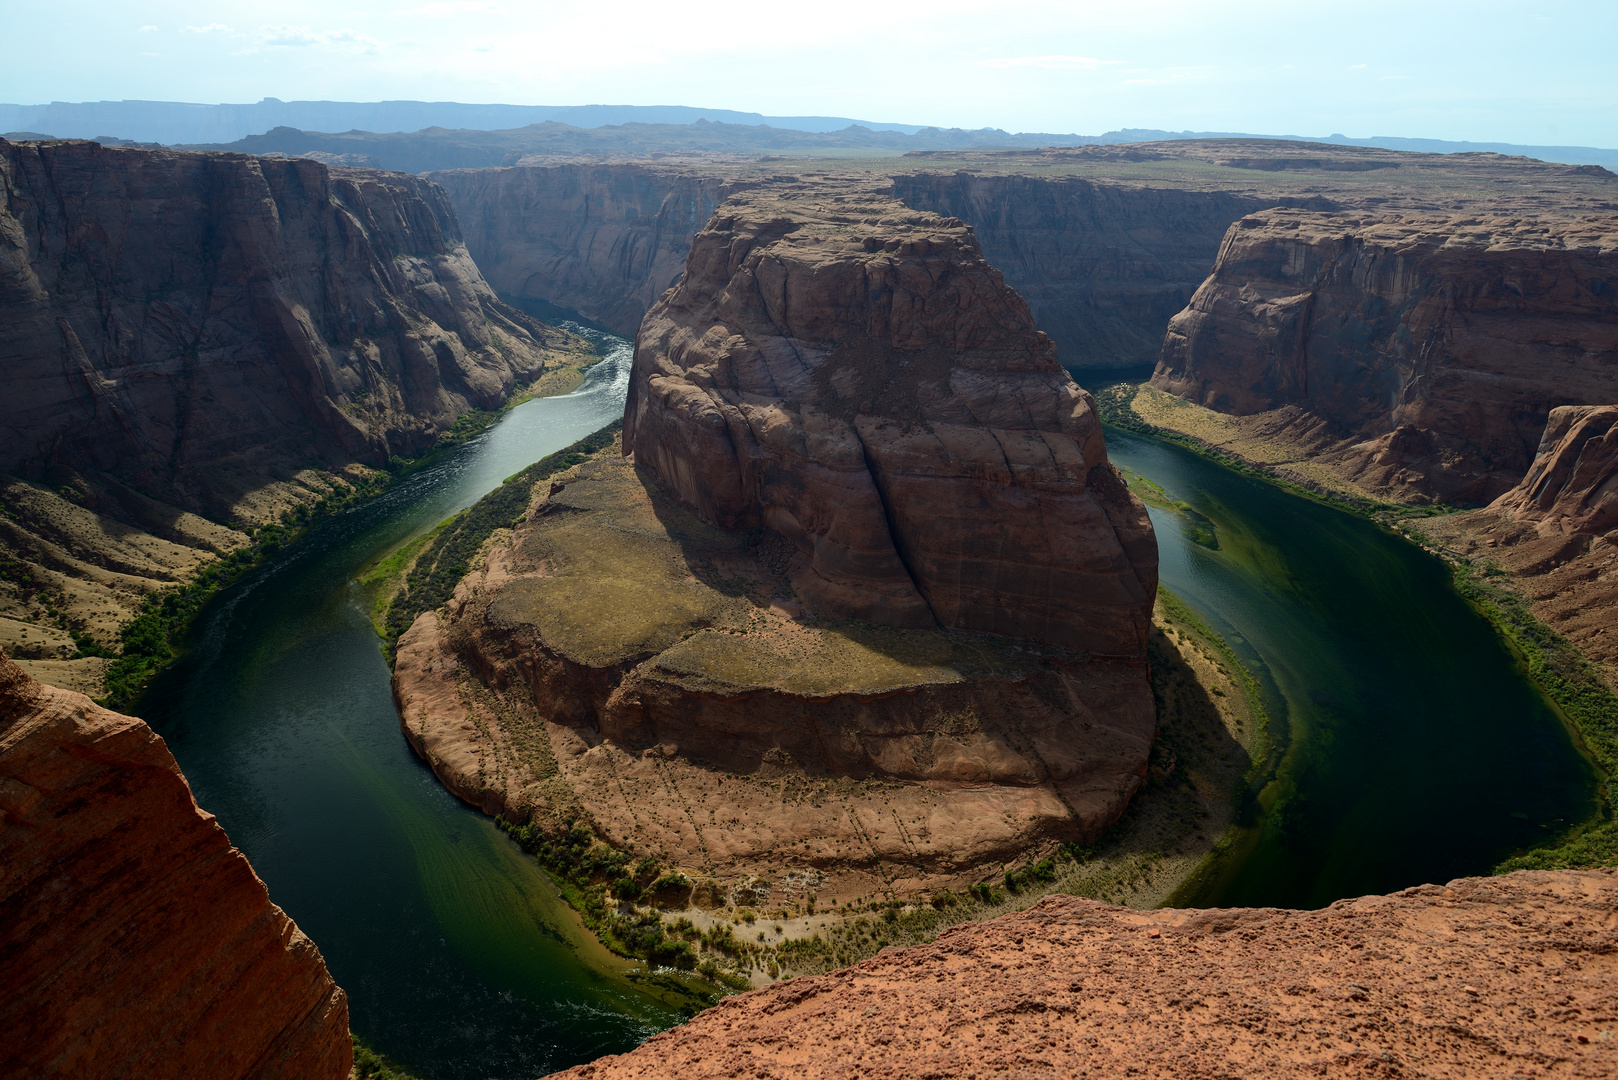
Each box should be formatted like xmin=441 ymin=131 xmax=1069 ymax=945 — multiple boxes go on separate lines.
xmin=1106 ymin=428 xmax=1598 ymax=908
xmin=139 ymin=335 xmax=690 ymax=1080
xmin=136 ymin=338 xmax=1598 ymax=1076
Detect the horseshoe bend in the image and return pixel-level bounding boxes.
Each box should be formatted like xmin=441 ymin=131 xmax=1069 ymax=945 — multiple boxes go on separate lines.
xmin=391 ymin=183 xmax=1163 ymax=903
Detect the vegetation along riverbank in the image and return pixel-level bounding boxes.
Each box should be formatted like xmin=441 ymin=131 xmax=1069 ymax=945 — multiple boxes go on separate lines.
xmin=1097 ymin=378 xmax=1618 ymax=873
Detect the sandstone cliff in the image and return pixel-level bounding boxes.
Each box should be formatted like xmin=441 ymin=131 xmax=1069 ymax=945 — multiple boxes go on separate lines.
xmin=0 ymin=649 xmax=350 ymax=1079
xmin=624 ymin=184 xmax=1157 ymax=653
xmin=1 ymin=138 xmax=580 ymax=509
xmin=1153 ymin=209 xmax=1618 ymax=505
xmin=431 ymin=163 xmax=737 ymax=334
xmin=550 ymin=869 xmax=1618 ymax=1079
xmin=0 ymin=137 xmax=592 ymax=691
xmin=890 ymin=172 xmax=1275 ymax=369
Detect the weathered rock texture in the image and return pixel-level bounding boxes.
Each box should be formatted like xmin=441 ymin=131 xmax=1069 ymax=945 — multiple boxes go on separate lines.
xmin=0 ymin=650 xmax=350 ymax=1080
xmin=1415 ymin=404 xmax=1618 ymax=683
xmin=623 ymin=184 xmax=1157 ymax=654
xmin=890 ymin=172 xmax=1275 ymax=369
xmin=432 ymin=141 xmax=1618 ymax=380
xmin=0 ymin=137 xmax=591 ymax=690
xmin=432 ymin=163 xmax=738 ymax=334
xmin=550 ymin=869 xmax=1618 ymax=1079
xmin=1 ymin=138 xmax=580 ymax=509
xmin=1153 ymin=209 xmax=1618 ymax=505
xmin=393 ymin=441 xmax=1157 ymax=903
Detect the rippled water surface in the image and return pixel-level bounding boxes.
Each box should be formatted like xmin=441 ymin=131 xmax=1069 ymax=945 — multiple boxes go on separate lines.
xmin=1107 ymin=427 xmax=1598 ymax=908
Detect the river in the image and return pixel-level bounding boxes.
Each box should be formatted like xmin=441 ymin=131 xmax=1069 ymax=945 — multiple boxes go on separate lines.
xmin=138 ymin=344 xmax=1597 ymax=1079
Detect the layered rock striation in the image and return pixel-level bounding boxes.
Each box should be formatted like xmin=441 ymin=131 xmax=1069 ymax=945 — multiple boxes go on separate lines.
xmin=0 ymin=650 xmax=350 ymax=1079
xmin=1 ymin=138 xmax=579 ymax=510
xmin=432 ymin=163 xmax=738 ymax=334
xmin=551 ymin=868 xmax=1618 ymax=1079
xmin=1153 ymin=209 xmax=1618 ymax=505
xmin=890 ymin=172 xmax=1276 ymax=369
xmin=624 ymin=184 xmax=1157 ymax=654
xmin=392 ymin=185 xmax=1160 ymax=901
xmin=1416 ymin=404 xmax=1618 ymax=682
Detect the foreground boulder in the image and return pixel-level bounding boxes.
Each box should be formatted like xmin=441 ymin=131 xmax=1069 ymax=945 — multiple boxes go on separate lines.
xmin=550 ymin=869 xmax=1618 ymax=1079
xmin=0 ymin=650 xmax=350 ymax=1080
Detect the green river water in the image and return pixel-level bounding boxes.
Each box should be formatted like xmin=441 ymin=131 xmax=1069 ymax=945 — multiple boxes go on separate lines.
xmin=136 ymin=342 xmax=1599 ymax=1078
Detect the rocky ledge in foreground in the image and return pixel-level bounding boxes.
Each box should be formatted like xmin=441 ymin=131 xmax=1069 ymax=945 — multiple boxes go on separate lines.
xmin=0 ymin=650 xmax=350 ymax=1080
xmin=551 ymin=869 xmax=1618 ymax=1079
xmin=392 ymin=182 xmax=1158 ymax=904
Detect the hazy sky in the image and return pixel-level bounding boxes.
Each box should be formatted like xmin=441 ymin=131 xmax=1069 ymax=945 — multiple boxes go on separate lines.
xmin=4 ymin=0 xmax=1615 ymax=145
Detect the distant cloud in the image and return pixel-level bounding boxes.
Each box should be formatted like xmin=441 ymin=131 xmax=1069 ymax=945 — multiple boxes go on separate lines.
xmin=395 ymin=1 xmax=505 ymax=15
xmin=182 ymin=23 xmax=234 ymax=34
xmin=260 ymin=25 xmax=383 ymax=49
xmin=137 ymin=25 xmax=158 ymax=32
xmin=1350 ymin=63 xmax=1367 ymax=69
xmin=983 ymin=54 xmax=1111 ymax=70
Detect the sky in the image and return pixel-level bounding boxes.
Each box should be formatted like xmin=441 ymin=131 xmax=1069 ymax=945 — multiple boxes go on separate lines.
xmin=2 ymin=0 xmax=1615 ymax=146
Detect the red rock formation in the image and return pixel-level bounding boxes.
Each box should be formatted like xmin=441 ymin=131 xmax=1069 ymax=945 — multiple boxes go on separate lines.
xmin=0 ymin=137 xmax=578 ymax=516
xmin=623 ymin=183 xmax=1157 ymax=655
xmin=0 ymin=650 xmax=350 ymax=1080
xmin=1154 ymin=209 xmax=1618 ymax=505
xmin=549 ymin=869 xmax=1618 ymax=1079
xmin=1494 ymin=405 xmax=1618 ymax=532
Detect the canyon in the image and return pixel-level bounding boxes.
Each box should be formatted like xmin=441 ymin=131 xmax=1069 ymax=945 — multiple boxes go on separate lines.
xmin=4 ymin=127 xmax=1617 ymax=1080
xmin=0 ymin=137 xmax=592 ymax=695
xmin=391 ymin=182 xmax=1161 ymax=906
xmin=0 ymin=649 xmax=351 ymax=1079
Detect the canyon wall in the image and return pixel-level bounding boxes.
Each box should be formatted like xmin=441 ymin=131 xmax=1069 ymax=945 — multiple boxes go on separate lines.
xmin=431 ymin=163 xmax=738 ymax=334
xmin=889 ymin=172 xmax=1274 ymax=369
xmin=0 ymin=650 xmax=350 ymax=1079
xmin=549 ymin=868 xmax=1618 ymax=1079
xmin=1 ymin=138 xmax=580 ymax=517
xmin=624 ymin=183 xmax=1157 ymax=652
xmin=1153 ymin=209 xmax=1618 ymax=505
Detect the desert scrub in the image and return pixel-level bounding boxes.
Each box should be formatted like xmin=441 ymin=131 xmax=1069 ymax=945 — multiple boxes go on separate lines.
xmin=497 ymin=815 xmax=732 ymax=991
xmin=101 ymin=472 xmax=392 ymax=711
xmin=381 ymin=421 xmax=622 ymax=660
xmin=351 ymin=1034 xmax=421 ymax=1080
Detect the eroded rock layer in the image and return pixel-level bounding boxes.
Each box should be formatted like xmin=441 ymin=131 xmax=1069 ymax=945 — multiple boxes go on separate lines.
xmin=431 ymin=163 xmax=739 ymax=335
xmin=1 ymin=137 xmax=582 ymax=513
xmin=1416 ymin=404 xmax=1618 ymax=682
xmin=393 ymin=441 xmax=1156 ymax=901
xmin=0 ymin=651 xmax=350 ymax=1080
xmin=1153 ymin=209 xmax=1618 ymax=505
xmin=551 ymin=869 xmax=1618 ymax=1079
xmin=623 ymin=183 xmax=1158 ymax=655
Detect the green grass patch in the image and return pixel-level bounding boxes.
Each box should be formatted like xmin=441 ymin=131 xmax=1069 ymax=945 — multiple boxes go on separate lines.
xmin=351 ymin=1033 xmax=422 ymax=1080
xmin=380 ymin=421 xmax=622 ymax=660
